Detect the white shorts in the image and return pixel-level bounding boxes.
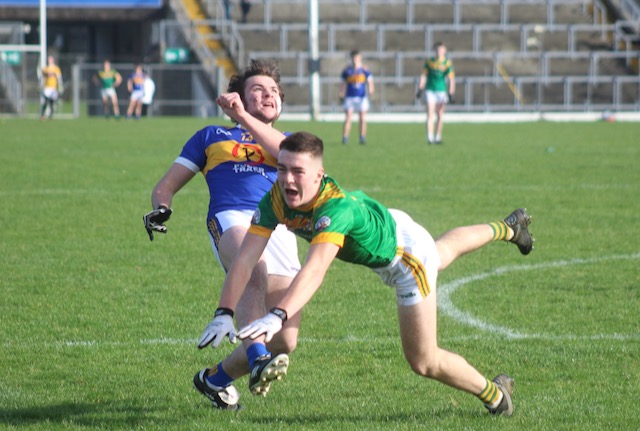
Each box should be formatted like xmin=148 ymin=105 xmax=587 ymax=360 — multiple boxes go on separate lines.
xmin=343 ymin=96 xmax=370 ymax=113
xmin=426 ymin=90 xmax=448 ymax=105
xmin=101 ymin=88 xmax=117 ymax=99
xmin=42 ymin=87 xmax=58 ymax=101
xmin=371 ymin=209 xmax=441 ymax=307
xmin=208 ymin=209 xmax=300 ymax=278
xmin=130 ymin=90 xmax=144 ymax=101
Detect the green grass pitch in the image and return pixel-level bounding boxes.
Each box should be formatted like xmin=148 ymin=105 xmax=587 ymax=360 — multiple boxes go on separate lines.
xmin=0 ymin=116 xmax=638 ymax=430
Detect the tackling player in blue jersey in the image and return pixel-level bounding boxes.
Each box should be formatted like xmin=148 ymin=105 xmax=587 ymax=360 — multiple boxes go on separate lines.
xmin=339 ymin=50 xmax=374 ymax=145
xmin=143 ymin=59 xmax=301 ymax=410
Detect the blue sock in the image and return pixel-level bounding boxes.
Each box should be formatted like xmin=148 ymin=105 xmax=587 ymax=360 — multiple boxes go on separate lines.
xmin=246 ymin=343 xmax=269 ymax=369
xmin=205 ymin=362 xmax=234 ymax=388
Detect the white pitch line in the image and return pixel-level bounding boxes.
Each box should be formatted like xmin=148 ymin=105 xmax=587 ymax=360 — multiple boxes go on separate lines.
xmin=438 ymin=253 xmax=640 ymax=340
xmin=3 ymin=253 xmax=639 ymax=350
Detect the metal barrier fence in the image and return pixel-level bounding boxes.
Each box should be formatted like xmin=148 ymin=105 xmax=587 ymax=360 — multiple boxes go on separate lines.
xmin=201 ymin=0 xmax=606 ymax=26
xmin=0 ymin=57 xmax=223 ymax=117
xmin=275 ymin=74 xmax=640 ymax=113
xmin=71 ymin=62 xmax=222 ymax=118
xmin=235 ymin=21 xmax=638 ymax=55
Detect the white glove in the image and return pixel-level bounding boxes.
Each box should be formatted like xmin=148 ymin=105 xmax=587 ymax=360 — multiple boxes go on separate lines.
xmin=237 ymin=309 xmax=286 ymax=343
xmin=198 ymin=310 xmax=237 ymax=349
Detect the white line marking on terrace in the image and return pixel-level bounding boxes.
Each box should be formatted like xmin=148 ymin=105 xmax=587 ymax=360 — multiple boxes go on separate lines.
xmin=438 ymin=253 xmax=640 ymax=340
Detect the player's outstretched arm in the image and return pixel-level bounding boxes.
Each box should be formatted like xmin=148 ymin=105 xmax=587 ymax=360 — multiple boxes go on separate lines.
xmin=218 ymin=232 xmax=270 ymax=315
xmin=144 ymin=164 xmax=195 ymax=241
xmin=151 ymin=163 xmax=195 ymax=209
xmin=238 ymin=242 xmax=340 ymax=341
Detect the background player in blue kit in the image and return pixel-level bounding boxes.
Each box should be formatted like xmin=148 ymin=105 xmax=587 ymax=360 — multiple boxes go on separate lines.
xmin=143 ymin=59 xmax=301 ymax=410
xmin=126 ymin=64 xmax=146 ymax=119
xmin=339 ymin=50 xmax=374 ymax=145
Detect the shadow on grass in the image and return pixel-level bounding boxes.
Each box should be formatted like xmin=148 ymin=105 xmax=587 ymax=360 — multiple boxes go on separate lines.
xmin=0 ymin=401 xmax=165 ymax=428
xmin=249 ymin=406 xmax=486 ymax=426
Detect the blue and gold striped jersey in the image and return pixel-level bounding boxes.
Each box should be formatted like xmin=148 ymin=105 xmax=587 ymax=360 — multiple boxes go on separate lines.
xmin=341 ymin=66 xmax=372 ymax=98
xmin=128 ymin=72 xmax=145 ymax=91
xmin=176 ymin=125 xmax=284 ymax=219
xmin=250 ymin=175 xmax=397 ymax=268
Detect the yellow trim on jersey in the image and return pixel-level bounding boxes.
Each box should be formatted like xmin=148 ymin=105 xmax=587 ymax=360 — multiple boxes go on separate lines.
xmin=401 ymin=250 xmax=431 ymax=298
xmin=293 ymin=179 xmax=345 ymax=213
xmin=248 ymin=224 xmax=273 ymax=238
xmin=202 ymin=140 xmax=277 ymax=176
xmin=271 ymin=182 xmax=286 ymax=221
xmin=311 ymin=231 xmax=345 ymax=247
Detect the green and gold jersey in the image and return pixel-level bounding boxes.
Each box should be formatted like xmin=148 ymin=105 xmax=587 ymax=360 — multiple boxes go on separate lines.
xmin=423 ymin=57 xmax=454 ymax=92
xmin=249 ymin=176 xmax=397 ymax=268
xmin=97 ymin=69 xmax=119 ymax=89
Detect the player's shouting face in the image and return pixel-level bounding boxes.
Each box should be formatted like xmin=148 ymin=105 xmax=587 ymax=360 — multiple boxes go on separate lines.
xmin=276 ymin=149 xmax=324 ymax=209
xmin=244 ymin=75 xmax=282 ymax=125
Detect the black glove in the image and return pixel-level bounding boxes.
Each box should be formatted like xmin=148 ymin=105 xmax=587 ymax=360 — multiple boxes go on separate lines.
xmin=339 ymin=95 xmax=344 ymax=104
xmin=448 ymin=93 xmax=455 ymax=104
xmin=415 ymin=89 xmax=423 ymax=100
xmin=143 ymin=205 xmax=173 ymax=241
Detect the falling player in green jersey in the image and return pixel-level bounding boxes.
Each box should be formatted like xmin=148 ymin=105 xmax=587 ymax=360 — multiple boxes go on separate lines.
xmin=208 ymin=131 xmax=534 ymax=416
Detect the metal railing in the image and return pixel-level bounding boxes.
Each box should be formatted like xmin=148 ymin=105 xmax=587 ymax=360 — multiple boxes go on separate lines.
xmin=236 ymin=21 xmax=638 ymax=56
xmin=201 ymin=0 xmax=607 ymax=26
xmin=274 ymin=73 xmax=640 ymax=113
xmin=0 ymin=58 xmax=23 ymax=114
xmin=250 ymin=49 xmax=640 ymax=80
xmin=610 ymin=0 xmax=640 ymax=21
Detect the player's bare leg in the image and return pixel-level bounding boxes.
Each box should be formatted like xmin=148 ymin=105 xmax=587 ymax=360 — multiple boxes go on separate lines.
xmin=435 ymin=223 xmax=495 ymax=271
xmin=436 ymin=208 xmax=534 ymax=270
xmin=398 ymin=289 xmax=489 ymax=394
xmin=342 ymin=109 xmax=354 ymax=144
xmin=426 ymin=101 xmax=437 ymax=143
xmin=111 ymin=94 xmax=120 ymax=117
xmin=358 ymin=111 xmax=367 ymax=144
xmin=197 ymin=226 xmax=297 ymax=401
xmin=397 ymin=287 xmax=513 ymax=415
xmin=126 ymin=98 xmax=136 ymax=118
xmin=435 ymin=102 xmax=446 ymax=143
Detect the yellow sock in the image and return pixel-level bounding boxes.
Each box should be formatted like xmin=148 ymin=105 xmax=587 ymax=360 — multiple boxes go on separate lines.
xmin=478 ymin=378 xmax=503 ymax=408
xmin=489 ymin=221 xmax=512 ymax=241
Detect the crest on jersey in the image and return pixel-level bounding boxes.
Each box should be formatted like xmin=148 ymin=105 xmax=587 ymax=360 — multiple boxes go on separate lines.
xmin=314 ymin=215 xmax=331 ymax=232
xmin=252 ymin=208 xmax=261 ymax=224
xmin=232 ymin=143 xmax=265 ymax=166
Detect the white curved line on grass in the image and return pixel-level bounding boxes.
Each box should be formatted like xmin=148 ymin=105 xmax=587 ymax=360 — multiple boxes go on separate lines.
xmin=4 ymin=253 xmax=639 ymax=349
xmin=438 ymin=252 xmax=640 ymax=339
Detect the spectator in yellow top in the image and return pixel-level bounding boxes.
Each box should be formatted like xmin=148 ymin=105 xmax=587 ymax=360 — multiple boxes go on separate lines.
xmin=40 ymin=56 xmax=63 ymax=120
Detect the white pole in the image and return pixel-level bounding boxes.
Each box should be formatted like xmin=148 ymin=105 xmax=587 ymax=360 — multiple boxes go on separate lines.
xmin=40 ymin=0 xmax=46 ymax=69
xmin=308 ymin=0 xmax=320 ymax=120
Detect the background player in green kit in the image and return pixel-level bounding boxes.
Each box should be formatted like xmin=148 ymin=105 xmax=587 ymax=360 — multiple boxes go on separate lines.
xmin=93 ymin=60 xmax=122 ymax=118
xmin=416 ymin=42 xmax=455 ymax=144
xmin=207 ymin=130 xmax=535 ymax=416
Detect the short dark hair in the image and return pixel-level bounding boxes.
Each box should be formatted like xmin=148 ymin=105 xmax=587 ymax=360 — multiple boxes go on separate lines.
xmin=350 ymin=49 xmax=360 ymax=58
xmin=433 ymin=41 xmax=445 ymax=50
xmin=227 ymin=59 xmax=285 ymax=103
xmin=280 ymin=131 xmax=324 ymax=159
